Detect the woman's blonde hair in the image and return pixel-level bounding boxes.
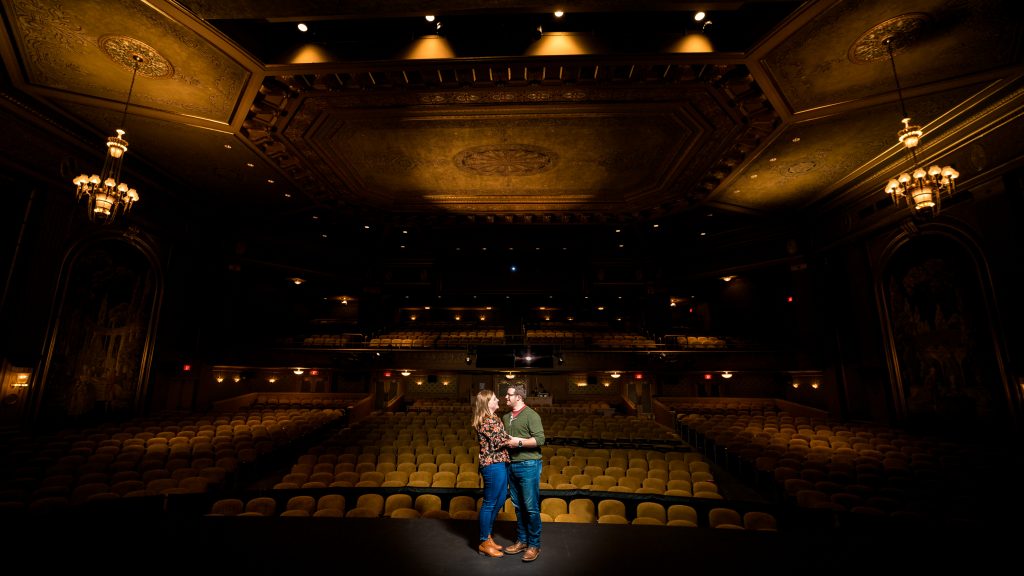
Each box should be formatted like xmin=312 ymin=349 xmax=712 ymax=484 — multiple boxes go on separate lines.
xmin=471 ymin=389 xmax=496 ymax=429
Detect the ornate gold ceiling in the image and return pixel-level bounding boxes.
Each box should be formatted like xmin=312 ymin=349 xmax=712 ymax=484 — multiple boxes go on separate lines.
xmin=1 ymin=0 xmax=1022 ymax=233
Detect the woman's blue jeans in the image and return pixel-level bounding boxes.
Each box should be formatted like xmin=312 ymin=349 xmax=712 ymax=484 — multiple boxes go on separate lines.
xmin=478 ymin=462 xmax=509 ymax=542
xmin=508 ymin=458 xmax=542 ymax=547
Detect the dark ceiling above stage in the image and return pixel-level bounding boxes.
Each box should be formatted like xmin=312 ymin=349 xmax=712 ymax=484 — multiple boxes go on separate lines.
xmin=1 ymin=1 xmax=1022 ymax=266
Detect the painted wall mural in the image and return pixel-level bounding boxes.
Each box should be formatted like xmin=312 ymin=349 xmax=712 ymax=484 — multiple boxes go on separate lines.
xmin=38 ymin=238 xmax=157 ymax=426
xmin=884 ymin=235 xmax=1002 ymax=429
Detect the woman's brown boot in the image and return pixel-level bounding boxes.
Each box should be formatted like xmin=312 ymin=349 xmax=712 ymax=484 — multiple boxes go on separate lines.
xmin=478 ymin=538 xmax=504 ymax=557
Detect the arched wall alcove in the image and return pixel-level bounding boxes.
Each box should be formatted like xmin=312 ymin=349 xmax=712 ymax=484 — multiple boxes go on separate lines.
xmin=31 ymin=228 xmax=164 ymax=429
xmin=875 ymin=221 xmax=1016 ymax=436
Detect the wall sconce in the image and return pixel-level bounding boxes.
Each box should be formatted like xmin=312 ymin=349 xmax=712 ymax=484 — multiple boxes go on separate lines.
xmin=811 ymin=382 xmax=820 ymax=389
xmin=603 ymin=381 xmax=610 ymax=387
xmin=576 ymin=381 xmax=588 ymax=387
xmin=442 ymin=380 xmax=449 ymax=386
xmin=415 ymin=380 xmax=423 ymax=386
xmin=289 ymin=277 xmax=305 ymax=285
xmin=14 ymin=372 xmax=30 ymax=387
xmin=233 ymin=375 xmax=241 ymax=383
xmin=721 ymin=275 xmax=736 ymax=282
xmin=268 ymin=376 xmax=277 ymax=383
xmin=215 ymin=375 xmax=225 ymax=383
xmin=792 ymin=382 xmax=800 ymax=389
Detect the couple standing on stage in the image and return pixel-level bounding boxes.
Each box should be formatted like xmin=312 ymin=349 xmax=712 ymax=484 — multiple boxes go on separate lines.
xmin=472 ymin=384 xmax=545 ymax=563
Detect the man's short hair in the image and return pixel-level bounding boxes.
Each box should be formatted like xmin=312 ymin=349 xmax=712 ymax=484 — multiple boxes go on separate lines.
xmin=509 ymin=384 xmax=527 ymax=397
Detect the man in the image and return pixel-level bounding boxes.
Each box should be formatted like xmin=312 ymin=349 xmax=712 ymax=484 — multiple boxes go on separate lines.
xmin=501 ymin=384 xmax=545 ymax=562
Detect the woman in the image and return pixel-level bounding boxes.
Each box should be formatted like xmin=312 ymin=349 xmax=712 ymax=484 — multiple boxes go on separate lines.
xmin=472 ymin=389 xmax=511 ymax=557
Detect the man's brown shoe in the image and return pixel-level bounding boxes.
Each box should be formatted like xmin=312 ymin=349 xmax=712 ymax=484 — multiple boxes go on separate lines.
xmin=504 ymin=541 xmax=528 ymax=554
xmin=478 ymin=540 xmax=504 ymax=558
xmin=522 ymin=547 xmax=540 ymax=562
xmin=488 ymin=535 xmax=503 ymax=551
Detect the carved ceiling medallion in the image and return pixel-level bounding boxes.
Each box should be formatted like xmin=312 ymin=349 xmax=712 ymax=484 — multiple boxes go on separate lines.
xmin=98 ymin=35 xmax=174 ymax=78
xmin=848 ymin=13 xmax=931 ymax=64
xmin=454 ymin=144 xmax=557 ymax=177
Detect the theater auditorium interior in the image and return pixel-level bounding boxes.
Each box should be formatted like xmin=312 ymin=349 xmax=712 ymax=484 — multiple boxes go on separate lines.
xmin=0 ymin=0 xmax=1022 ymax=573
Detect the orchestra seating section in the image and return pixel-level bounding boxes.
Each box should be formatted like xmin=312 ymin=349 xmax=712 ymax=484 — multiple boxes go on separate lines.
xmin=0 ymin=395 xmax=1002 ymax=538
xmin=661 ymin=397 xmax=1006 ymax=529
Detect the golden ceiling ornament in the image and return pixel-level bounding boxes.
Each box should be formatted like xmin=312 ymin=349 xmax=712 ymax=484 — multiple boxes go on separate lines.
xmin=848 ymin=13 xmax=931 ymax=64
xmin=454 ymin=144 xmax=557 ymax=176
xmin=98 ymin=35 xmax=174 ymax=78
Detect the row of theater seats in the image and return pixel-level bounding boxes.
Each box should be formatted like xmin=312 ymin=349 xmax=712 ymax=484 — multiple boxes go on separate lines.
xmin=0 ymin=407 xmax=344 ymax=514
xmin=207 ymin=492 xmax=776 ymax=529
xmin=366 ymin=329 xmax=506 ymax=349
xmin=672 ymin=335 xmax=729 ymax=349
xmin=670 ymin=402 xmax=995 ymax=527
xmin=271 ymin=407 xmax=689 ymax=493
xmin=366 ymin=329 xmax=664 ymax=350
xmin=347 ymin=402 xmax=680 ymax=446
xmin=307 ymin=329 xmax=751 ymax=351
xmin=271 ymin=441 xmax=721 ymax=498
xmin=301 ymin=334 xmax=363 ymax=347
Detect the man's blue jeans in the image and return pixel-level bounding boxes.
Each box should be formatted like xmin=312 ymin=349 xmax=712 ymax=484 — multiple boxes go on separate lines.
xmin=478 ymin=462 xmax=508 ymax=541
xmin=508 ymin=458 xmax=542 ymax=547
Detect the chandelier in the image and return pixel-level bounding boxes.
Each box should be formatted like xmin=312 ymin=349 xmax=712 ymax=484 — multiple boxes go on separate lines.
xmin=882 ymin=37 xmax=958 ymax=215
xmin=72 ymin=54 xmax=143 ymax=224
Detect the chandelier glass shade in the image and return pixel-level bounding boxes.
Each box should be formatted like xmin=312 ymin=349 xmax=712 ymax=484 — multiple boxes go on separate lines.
xmin=882 ymin=38 xmax=957 ymax=215
xmin=73 ymin=55 xmax=143 ymax=224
